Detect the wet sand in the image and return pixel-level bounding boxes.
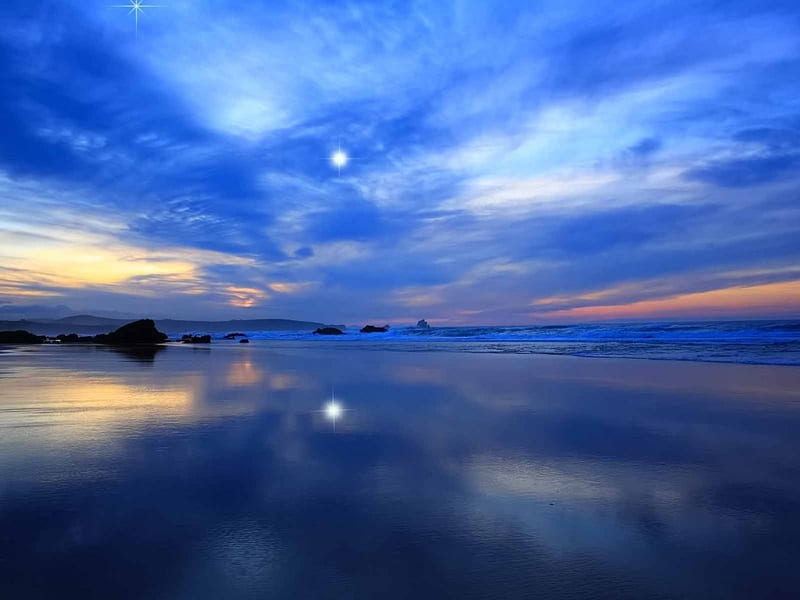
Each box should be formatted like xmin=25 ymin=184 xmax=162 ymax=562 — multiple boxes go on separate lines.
xmin=1 ymin=343 xmax=799 ymax=599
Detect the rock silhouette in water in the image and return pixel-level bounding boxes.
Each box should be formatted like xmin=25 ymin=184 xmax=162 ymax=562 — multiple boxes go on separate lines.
xmin=2 ymin=320 xmax=168 ymax=346
xmin=360 ymin=325 xmax=389 ymax=333
xmin=239 ymin=338 xmax=250 ymax=343
xmin=91 ymin=319 xmax=168 ymax=345
xmin=181 ymin=334 xmax=211 ymax=344
xmin=314 ymin=327 xmax=344 ymax=335
xmin=0 ymin=330 xmax=45 ymax=344
xmin=416 ymin=319 xmax=431 ymax=329
xmin=56 ymin=333 xmax=95 ymax=343
xmin=224 ymin=332 xmax=247 ymax=339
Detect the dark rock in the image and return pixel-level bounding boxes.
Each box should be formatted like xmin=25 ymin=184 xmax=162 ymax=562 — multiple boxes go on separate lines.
xmin=360 ymin=325 xmax=388 ymax=333
xmin=239 ymin=338 xmax=250 ymax=343
xmin=94 ymin=319 xmax=168 ymax=345
xmin=181 ymin=334 xmax=211 ymax=344
xmin=56 ymin=333 xmax=95 ymax=343
xmin=224 ymin=332 xmax=247 ymax=339
xmin=314 ymin=327 xmax=344 ymax=335
xmin=416 ymin=319 xmax=431 ymax=329
xmin=0 ymin=330 xmax=45 ymax=344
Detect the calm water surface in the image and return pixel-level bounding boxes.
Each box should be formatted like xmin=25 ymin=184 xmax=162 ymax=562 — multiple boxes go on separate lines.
xmin=1 ymin=343 xmax=799 ymax=598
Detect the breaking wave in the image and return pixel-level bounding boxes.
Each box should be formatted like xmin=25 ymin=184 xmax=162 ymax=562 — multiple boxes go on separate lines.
xmin=169 ymin=320 xmax=800 ymax=366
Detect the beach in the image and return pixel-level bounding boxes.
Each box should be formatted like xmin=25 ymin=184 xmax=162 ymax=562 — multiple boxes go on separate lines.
xmin=1 ymin=343 xmax=799 ymax=598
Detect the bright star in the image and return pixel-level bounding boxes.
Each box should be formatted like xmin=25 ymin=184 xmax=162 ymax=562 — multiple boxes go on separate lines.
xmin=330 ymin=148 xmax=349 ymax=174
xmin=111 ymin=1 xmax=163 ymax=36
xmin=325 ymin=400 xmax=343 ymax=421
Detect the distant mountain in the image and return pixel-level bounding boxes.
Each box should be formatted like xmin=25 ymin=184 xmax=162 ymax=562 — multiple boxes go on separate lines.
xmin=0 ymin=315 xmax=327 ymax=336
xmin=0 ymin=304 xmax=137 ymax=321
xmin=0 ymin=304 xmax=74 ymax=321
xmin=155 ymin=318 xmax=326 ymax=333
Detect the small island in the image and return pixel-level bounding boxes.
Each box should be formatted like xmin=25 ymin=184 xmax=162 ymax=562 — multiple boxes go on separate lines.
xmin=0 ymin=319 xmax=168 ymax=346
xmin=361 ymin=325 xmax=389 ymax=333
xmin=314 ymin=327 xmax=345 ymax=335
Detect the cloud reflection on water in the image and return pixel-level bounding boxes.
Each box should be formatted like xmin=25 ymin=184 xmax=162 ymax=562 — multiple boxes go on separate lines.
xmin=1 ymin=345 xmax=799 ymax=597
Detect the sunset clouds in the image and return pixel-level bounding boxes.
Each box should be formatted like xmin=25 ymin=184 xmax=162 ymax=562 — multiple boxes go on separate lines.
xmin=1 ymin=0 xmax=799 ymax=322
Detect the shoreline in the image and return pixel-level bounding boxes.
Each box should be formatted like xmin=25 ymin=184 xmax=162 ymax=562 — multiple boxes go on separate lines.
xmin=2 ymin=317 xmax=798 ymax=367
xmin=3 ymin=337 xmax=799 ymax=368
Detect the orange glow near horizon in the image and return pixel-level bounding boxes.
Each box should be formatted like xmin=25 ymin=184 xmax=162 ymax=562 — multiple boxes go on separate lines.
xmin=226 ymin=286 xmax=268 ymax=307
xmin=0 ymin=227 xmax=259 ymax=302
xmin=535 ymin=280 xmax=800 ymax=321
xmin=21 ymin=246 xmax=197 ymax=287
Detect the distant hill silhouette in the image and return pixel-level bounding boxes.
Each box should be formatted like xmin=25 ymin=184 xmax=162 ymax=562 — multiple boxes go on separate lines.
xmin=0 ymin=315 xmax=327 ymax=336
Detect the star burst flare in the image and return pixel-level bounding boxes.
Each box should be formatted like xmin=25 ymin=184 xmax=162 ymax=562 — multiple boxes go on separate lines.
xmin=110 ymin=1 xmax=164 ymax=36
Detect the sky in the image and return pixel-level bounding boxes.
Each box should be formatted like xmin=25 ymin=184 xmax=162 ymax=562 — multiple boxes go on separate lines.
xmin=1 ymin=0 xmax=799 ymax=324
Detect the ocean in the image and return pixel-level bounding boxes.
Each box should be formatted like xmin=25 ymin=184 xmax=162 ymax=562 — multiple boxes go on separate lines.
xmin=172 ymin=319 xmax=800 ymax=366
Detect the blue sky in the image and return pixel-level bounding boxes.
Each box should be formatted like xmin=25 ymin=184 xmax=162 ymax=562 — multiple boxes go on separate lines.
xmin=1 ymin=0 xmax=799 ymax=323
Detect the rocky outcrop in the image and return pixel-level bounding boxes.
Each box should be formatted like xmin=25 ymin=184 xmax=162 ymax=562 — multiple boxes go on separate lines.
xmin=416 ymin=319 xmax=431 ymax=329
xmin=4 ymin=320 xmax=169 ymax=346
xmin=224 ymin=332 xmax=247 ymax=339
xmin=93 ymin=319 xmax=168 ymax=345
xmin=181 ymin=334 xmax=211 ymax=344
xmin=0 ymin=330 xmax=45 ymax=344
xmin=239 ymin=338 xmax=250 ymax=343
xmin=314 ymin=327 xmax=344 ymax=335
xmin=360 ymin=325 xmax=389 ymax=333
xmin=56 ymin=333 xmax=95 ymax=343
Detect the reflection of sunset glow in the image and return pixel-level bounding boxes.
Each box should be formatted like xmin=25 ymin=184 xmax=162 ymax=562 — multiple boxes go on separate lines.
xmin=26 ymin=379 xmax=190 ymax=411
xmin=0 ymin=373 xmax=194 ymax=444
xmin=225 ymin=361 xmax=300 ymax=389
xmin=391 ymin=365 xmax=447 ymax=385
xmin=269 ymin=374 xmax=299 ymax=390
xmin=226 ymin=360 xmax=264 ymax=387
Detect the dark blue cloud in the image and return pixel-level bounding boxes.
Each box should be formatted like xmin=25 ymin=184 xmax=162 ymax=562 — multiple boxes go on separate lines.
xmin=0 ymin=2 xmax=278 ymax=258
xmin=627 ymin=138 xmax=662 ymax=157
xmin=683 ymin=114 xmax=800 ymax=187
xmin=686 ymin=154 xmax=800 ymax=188
xmin=733 ymin=126 xmax=800 ymax=149
xmin=307 ymin=199 xmax=389 ymax=243
xmin=545 ymin=204 xmax=716 ymax=255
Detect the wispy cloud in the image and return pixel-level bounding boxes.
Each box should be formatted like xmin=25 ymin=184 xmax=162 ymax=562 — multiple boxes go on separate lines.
xmin=0 ymin=0 xmax=799 ymax=321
